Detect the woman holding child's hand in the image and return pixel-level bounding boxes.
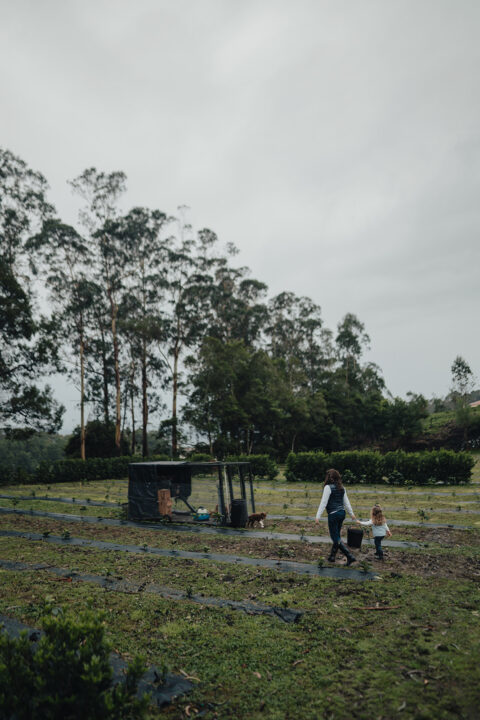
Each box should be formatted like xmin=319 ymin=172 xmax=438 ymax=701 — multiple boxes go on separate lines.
xmin=315 ymin=468 xmax=357 ymax=566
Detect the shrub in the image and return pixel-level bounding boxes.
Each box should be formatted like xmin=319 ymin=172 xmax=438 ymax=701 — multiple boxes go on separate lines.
xmin=226 ymin=454 xmax=278 ymax=481
xmin=187 ymin=453 xmax=213 ymax=462
xmin=0 ymin=608 xmax=149 ymax=719
xmin=0 ymin=453 xmax=170 ymax=486
xmin=285 ymin=450 xmax=473 ymax=485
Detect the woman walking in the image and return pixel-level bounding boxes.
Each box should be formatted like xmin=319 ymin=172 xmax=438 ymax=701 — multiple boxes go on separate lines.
xmin=315 ymin=468 xmax=357 ymax=565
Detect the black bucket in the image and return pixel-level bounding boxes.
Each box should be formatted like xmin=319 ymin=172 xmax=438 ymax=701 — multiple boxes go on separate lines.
xmin=347 ymin=527 xmax=363 ymax=549
xmin=230 ymin=499 xmax=248 ymax=528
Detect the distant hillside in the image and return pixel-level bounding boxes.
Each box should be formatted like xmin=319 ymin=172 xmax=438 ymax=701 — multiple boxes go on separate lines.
xmin=417 ymin=405 xmax=480 ymax=450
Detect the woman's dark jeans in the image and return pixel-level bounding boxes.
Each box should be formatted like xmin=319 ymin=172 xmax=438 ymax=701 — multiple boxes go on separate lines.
xmin=327 ymin=509 xmax=346 ymax=543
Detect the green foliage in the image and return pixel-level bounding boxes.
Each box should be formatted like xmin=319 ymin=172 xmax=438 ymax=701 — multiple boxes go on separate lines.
xmin=226 ymin=454 xmax=278 ymax=481
xmin=0 ymin=431 xmax=67 ymax=473
xmin=0 ymin=608 xmax=149 ymax=719
xmin=0 ymin=148 xmax=65 ymax=434
xmin=187 ymin=452 xmax=213 ymax=462
xmin=285 ymin=449 xmax=474 ymax=485
xmin=65 ymin=420 xmax=130 ymax=458
xmin=0 ymin=453 xmax=170 ymax=486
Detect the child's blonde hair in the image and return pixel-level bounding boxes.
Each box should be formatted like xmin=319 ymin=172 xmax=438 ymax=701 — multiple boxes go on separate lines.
xmin=371 ymin=504 xmax=385 ymax=525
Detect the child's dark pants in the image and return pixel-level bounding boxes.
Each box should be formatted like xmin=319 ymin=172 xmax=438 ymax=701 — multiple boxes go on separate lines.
xmin=374 ymin=537 xmax=384 ymax=558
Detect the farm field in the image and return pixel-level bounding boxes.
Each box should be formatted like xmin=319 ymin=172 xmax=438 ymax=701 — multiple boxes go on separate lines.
xmin=1 ymin=458 xmax=480 ymax=719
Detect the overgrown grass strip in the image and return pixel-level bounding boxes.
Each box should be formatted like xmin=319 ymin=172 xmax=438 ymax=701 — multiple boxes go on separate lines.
xmin=0 ymin=529 xmax=377 ymax=581
xmin=0 ymin=559 xmax=303 ymax=623
xmin=0 ymin=506 xmax=420 ymax=548
xmin=0 ymin=493 xmax=120 ymax=507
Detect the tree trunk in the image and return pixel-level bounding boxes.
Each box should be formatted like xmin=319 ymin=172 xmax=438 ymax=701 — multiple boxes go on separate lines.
xmin=291 ymin=432 xmax=297 ymax=454
xmin=172 ymin=346 xmax=179 ymax=457
xmin=208 ymin=425 xmax=213 ymax=457
xmin=109 ymin=292 xmax=121 ymax=453
xmin=141 ymin=338 xmax=148 ymax=457
xmin=80 ymin=322 xmax=86 ymax=461
xmin=130 ymin=374 xmax=136 ymax=455
xmin=97 ymin=320 xmax=110 ymax=424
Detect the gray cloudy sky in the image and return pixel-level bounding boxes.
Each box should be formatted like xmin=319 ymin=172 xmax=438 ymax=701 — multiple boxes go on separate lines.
xmin=1 ymin=0 xmax=479 ymax=430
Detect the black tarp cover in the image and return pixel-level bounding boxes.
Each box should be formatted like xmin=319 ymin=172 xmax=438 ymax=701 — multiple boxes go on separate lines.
xmin=128 ymin=462 xmax=193 ymax=520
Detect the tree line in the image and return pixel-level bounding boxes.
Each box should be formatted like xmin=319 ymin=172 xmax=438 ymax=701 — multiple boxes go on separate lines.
xmin=0 ymin=148 xmax=437 ymax=459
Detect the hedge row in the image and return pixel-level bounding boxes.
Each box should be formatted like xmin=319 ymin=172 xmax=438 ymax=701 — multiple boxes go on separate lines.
xmin=0 ymin=454 xmax=170 ymax=486
xmin=0 ymin=453 xmax=278 ymax=486
xmin=285 ymin=450 xmax=474 ymax=485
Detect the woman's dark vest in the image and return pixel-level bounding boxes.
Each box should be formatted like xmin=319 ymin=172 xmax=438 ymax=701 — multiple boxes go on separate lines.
xmin=326 ymin=483 xmax=345 ymax=514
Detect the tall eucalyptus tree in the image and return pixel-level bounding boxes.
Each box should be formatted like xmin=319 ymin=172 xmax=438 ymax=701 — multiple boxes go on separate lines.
xmin=160 ymin=218 xmax=223 ymax=456
xmin=116 ymin=207 xmax=168 ymax=456
xmin=70 ymin=168 xmax=127 ymax=453
xmin=0 ymin=148 xmax=63 ymax=433
xmin=28 ymin=219 xmax=93 ymax=458
xmin=266 ymin=291 xmax=333 ymax=392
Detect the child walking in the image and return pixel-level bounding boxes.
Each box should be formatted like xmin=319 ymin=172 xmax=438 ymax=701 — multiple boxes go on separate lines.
xmin=357 ymin=504 xmax=392 ymax=560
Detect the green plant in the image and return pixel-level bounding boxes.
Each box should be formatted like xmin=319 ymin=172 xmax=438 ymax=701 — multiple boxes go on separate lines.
xmin=0 ymin=607 xmax=149 ymax=719
xmin=417 ymin=509 xmax=430 ymax=522
xmin=61 ymin=529 xmax=70 ymax=540
xmin=359 ymin=559 xmax=371 ymax=573
xmin=277 ymin=545 xmax=295 ymax=559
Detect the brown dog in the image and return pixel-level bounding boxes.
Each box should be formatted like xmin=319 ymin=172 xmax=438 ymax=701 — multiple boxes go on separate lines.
xmin=246 ymin=512 xmax=267 ymax=528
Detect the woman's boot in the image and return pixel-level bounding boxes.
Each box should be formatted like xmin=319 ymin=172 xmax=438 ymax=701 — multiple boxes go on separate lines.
xmin=338 ymin=541 xmax=356 ymax=566
xmin=328 ymin=543 xmax=338 ymax=562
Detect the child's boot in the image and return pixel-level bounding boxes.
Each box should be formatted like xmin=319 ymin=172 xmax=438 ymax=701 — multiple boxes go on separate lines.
xmin=338 ymin=541 xmax=356 ymax=566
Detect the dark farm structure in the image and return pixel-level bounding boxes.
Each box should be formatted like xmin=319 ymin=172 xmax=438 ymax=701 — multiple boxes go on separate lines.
xmin=127 ymin=461 xmax=255 ymax=527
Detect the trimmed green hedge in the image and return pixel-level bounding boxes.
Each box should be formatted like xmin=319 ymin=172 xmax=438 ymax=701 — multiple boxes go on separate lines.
xmin=0 ymin=452 xmax=279 ymax=486
xmin=0 ymin=454 xmax=170 ymax=486
xmin=285 ymin=449 xmax=474 ymax=485
xmin=226 ymin=454 xmax=278 ymax=481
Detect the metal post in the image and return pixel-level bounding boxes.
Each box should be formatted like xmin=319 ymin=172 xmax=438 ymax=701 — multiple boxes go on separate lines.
xmin=248 ymin=466 xmax=255 ymax=512
xmin=217 ymin=465 xmax=227 ymax=525
xmin=226 ymin=464 xmax=234 ymax=505
xmin=239 ymin=465 xmax=246 ymax=501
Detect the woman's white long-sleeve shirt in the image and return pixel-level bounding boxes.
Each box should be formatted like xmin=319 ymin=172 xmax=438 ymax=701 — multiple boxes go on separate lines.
xmin=315 ymin=485 xmax=355 ymax=520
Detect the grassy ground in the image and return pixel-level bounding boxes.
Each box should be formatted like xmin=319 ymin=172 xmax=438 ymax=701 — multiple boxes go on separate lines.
xmin=1 ymin=456 xmax=480 ymax=719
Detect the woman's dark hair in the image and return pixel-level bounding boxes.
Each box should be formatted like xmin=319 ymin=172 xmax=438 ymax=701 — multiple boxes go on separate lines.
xmin=324 ymin=468 xmax=343 ymax=489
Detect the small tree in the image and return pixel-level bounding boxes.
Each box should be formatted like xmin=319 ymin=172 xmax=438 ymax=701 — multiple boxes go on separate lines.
xmin=0 ymin=607 xmax=149 ymax=719
xmin=451 ymin=356 xmax=474 ymax=442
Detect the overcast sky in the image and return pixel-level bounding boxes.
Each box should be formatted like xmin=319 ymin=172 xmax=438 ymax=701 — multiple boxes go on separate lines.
xmin=1 ymin=0 xmax=479 ymax=431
